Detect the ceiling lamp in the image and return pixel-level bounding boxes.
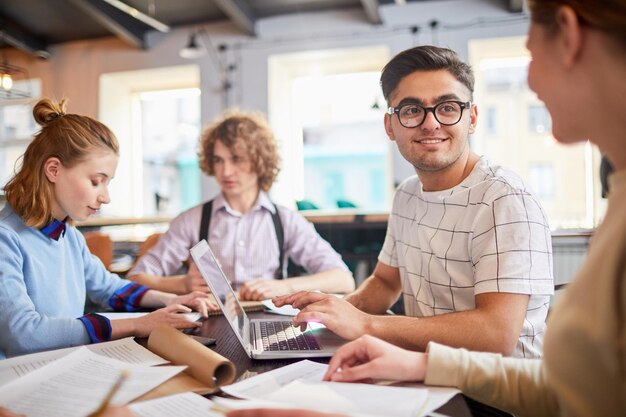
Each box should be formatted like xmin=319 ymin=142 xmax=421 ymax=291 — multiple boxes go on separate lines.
xmin=179 ymin=32 xmax=207 ymax=59
xmin=0 ymin=55 xmax=31 ymax=100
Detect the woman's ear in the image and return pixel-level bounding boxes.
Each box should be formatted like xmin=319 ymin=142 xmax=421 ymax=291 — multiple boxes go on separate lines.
xmin=43 ymin=157 xmax=62 ymax=183
xmin=555 ymin=5 xmax=584 ymax=68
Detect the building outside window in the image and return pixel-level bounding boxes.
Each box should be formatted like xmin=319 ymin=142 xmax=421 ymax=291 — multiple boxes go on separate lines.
xmin=135 ymin=88 xmax=202 ymax=216
xmin=268 ymin=46 xmax=392 ymax=211
xmin=470 ymin=37 xmax=601 ymax=229
xmin=294 ymin=71 xmax=390 ymax=210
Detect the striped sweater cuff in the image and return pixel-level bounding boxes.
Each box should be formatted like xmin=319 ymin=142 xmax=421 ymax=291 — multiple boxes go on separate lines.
xmin=78 ymin=313 xmax=112 ymax=343
xmin=109 ymin=282 xmax=149 ymax=311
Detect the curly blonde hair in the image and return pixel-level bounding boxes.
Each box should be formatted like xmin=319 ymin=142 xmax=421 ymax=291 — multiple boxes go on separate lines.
xmin=3 ymin=98 xmax=119 ymax=228
xmin=199 ymin=109 xmax=280 ymax=192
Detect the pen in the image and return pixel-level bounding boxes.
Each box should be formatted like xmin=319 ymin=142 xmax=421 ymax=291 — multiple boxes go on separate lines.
xmin=88 ymin=369 xmax=130 ymax=417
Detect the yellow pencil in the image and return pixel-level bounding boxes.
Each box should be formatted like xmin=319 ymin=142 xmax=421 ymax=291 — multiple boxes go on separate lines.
xmin=88 ymin=369 xmax=130 ymax=417
xmin=209 ymin=403 xmax=232 ymax=415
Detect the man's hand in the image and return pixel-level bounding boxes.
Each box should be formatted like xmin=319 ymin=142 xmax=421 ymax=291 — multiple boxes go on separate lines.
xmin=183 ymin=261 xmax=210 ymax=293
xmin=272 ymin=292 xmax=371 ymax=340
xmin=239 ymin=278 xmax=293 ymax=301
xmin=168 ymin=291 xmax=219 ymax=317
xmin=323 ymin=335 xmax=427 ymax=383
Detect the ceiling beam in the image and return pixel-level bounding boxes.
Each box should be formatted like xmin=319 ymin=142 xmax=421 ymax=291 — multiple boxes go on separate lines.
xmin=0 ymin=14 xmax=50 ymax=59
xmin=214 ymin=0 xmax=256 ymax=35
xmin=101 ymin=0 xmax=170 ymax=33
xmin=360 ymin=0 xmax=382 ymax=24
xmin=68 ymin=0 xmax=164 ymax=49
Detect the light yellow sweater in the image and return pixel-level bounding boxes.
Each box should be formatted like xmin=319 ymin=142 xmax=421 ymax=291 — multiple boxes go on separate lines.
xmin=424 ymin=169 xmax=626 ymax=417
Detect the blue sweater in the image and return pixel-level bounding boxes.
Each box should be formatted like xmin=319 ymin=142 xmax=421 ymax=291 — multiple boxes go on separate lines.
xmin=0 ymin=205 xmax=133 ymax=359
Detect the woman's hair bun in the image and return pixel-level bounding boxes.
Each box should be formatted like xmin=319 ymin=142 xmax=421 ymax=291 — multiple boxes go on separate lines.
xmin=33 ymin=98 xmax=68 ymax=126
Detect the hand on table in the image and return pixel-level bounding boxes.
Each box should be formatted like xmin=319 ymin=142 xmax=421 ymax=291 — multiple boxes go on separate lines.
xmin=168 ymin=290 xmax=219 ymax=317
xmin=272 ymin=291 xmax=370 ymax=340
xmin=239 ymin=278 xmax=292 ymax=301
xmin=183 ymin=261 xmax=210 ymax=293
xmin=323 ymin=335 xmax=427 ymax=383
xmin=133 ymin=304 xmax=201 ymax=337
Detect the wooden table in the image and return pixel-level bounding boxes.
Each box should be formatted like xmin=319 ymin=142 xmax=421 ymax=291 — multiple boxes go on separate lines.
xmin=193 ymin=311 xmax=471 ymax=417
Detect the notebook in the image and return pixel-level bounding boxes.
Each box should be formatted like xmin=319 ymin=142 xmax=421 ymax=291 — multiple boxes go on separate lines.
xmin=190 ymin=240 xmax=347 ymax=359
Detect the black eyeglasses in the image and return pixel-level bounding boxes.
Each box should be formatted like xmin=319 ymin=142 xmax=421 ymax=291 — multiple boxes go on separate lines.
xmin=387 ymin=101 xmax=472 ymax=128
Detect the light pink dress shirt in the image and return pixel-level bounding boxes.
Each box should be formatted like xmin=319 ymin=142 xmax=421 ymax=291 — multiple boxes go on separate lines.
xmin=129 ymin=192 xmax=349 ymax=289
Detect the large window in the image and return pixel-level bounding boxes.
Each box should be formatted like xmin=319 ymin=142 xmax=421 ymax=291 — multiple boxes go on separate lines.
xmin=0 ymin=80 xmax=41 ymax=194
xmin=134 ymin=88 xmax=201 ymax=216
xmin=470 ymin=37 xmax=603 ymax=229
xmin=100 ymin=65 xmax=201 ymax=218
xmin=295 ymin=72 xmax=389 ymax=210
xmin=268 ymin=46 xmax=392 ymax=211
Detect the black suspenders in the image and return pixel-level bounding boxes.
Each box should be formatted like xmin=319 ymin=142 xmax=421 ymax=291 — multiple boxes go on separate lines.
xmin=199 ymin=199 xmax=285 ymax=279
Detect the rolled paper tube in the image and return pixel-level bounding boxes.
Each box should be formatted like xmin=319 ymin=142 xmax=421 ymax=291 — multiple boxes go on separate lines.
xmin=148 ymin=325 xmax=236 ymax=387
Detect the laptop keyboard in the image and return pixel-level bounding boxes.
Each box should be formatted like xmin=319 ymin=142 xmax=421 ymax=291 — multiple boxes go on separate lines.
xmin=259 ymin=321 xmax=320 ymax=351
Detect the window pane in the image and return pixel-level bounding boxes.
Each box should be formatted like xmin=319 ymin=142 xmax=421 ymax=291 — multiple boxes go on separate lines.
xmin=471 ymin=42 xmax=599 ymax=229
xmin=0 ymin=80 xmax=42 ymax=191
xmin=528 ymin=105 xmax=551 ymax=133
xmin=138 ymin=89 xmax=201 ymax=216
xmin=294 ymin=72 xmax=391 ymax=210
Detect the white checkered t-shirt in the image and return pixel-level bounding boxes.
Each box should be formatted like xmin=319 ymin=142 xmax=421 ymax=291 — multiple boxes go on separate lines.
xmin=380 ymin=157 xmax=554 ymax=358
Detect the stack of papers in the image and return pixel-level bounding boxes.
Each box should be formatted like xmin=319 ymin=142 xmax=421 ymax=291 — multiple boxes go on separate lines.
xmin=219 ymin=360 xmax=459 ymax=417
xmin=0 ymin=347 xmax=184 ymax=417
xmin=0 ymin=337 xmax=168 ymax=386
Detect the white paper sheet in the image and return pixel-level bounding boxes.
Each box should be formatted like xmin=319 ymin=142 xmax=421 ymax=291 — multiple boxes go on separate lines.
xmin=130 ymin=392 xmax=221 ymax=417
xmin=396 ymin=383 xmax=460 ymax=417
xmin=0 ymin=347 xmax=184 ymax=417
xmin=0 ymin=337 xmax=168 ymax=386
xmin=221 ymin=359 xmax=327 ymax=399
xmin=221 ymin=360 xmax=457 ymax=417
xmin=261 ymin=299 xmax=300 ymax=316
xmin=266 ymin=379 xmax=427 ymax=417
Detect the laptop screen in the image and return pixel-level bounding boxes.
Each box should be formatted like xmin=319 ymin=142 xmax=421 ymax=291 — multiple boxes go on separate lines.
xmin=190 ymin=240 xmax=249 ymax=349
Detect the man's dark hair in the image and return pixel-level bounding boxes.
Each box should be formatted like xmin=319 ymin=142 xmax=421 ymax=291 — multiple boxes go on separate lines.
xmin=380 ymin=45 xmax=475 ymax=102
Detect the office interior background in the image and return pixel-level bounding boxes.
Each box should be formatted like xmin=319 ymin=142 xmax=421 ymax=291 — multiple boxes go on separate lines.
xmin=0 ymin=0 xmax=598 ymax=286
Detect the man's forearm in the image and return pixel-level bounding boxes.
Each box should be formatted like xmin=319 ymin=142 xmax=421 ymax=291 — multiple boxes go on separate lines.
xmin=287 ymin=268 xmax=356 ymax=294
xmin=127 ymin=273 xmax=187 ymax=295
xmin=345 ymin=274 xmax=401 ymax=314
xmin=367 ymin=307 xmax=521 ymax=355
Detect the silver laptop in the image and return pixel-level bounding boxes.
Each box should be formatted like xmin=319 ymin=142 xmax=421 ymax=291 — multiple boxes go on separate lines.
xmin=190 ymin=240 xmax=347 ymax=359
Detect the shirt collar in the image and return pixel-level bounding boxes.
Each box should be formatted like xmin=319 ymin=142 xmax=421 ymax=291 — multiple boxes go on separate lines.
xmin=40 ymin=218 xmax=67 ymax=240
xmin=214 ymin=191 xmax=276 ymax=216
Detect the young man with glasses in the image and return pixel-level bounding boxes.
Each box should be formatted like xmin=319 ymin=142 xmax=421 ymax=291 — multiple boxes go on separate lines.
xmin=274 ymin=45 xmax=553 ymax=359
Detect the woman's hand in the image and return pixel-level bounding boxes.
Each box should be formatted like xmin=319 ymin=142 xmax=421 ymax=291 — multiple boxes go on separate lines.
xmin=167 ymin=291 xmax=219 ymax=317
xmin=131 ymin=304 xmax=202 ymax=337
xmin=323 ymin=335 xmax=428 ymax=383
